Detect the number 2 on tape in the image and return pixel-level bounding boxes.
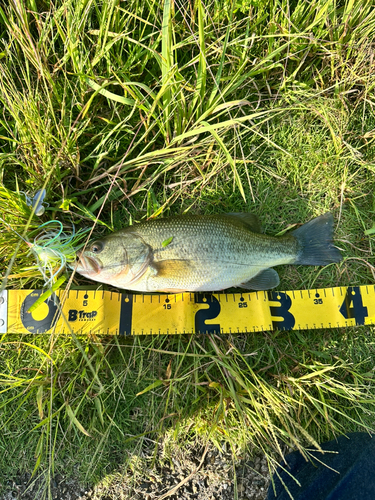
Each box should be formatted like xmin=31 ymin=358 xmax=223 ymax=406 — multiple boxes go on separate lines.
xmin=194 ymin=294 xmax=221 ymax=334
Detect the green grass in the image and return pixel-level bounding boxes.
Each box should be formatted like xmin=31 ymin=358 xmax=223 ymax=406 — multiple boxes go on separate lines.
xmin=1 ymin=0 xmax=375 ymax=498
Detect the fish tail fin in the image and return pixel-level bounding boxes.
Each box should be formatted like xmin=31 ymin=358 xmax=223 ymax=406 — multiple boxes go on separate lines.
xmin=292 ymin=213 xmax=342 ymax=265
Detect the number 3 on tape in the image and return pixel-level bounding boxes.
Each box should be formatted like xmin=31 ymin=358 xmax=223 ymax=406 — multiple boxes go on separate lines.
xmin=268 ymin=292 xmax=295 ymax=331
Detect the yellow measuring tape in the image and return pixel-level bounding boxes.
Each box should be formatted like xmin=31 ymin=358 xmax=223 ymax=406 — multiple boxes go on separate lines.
xmin=0 ymin=285 xmax=374 ymax=335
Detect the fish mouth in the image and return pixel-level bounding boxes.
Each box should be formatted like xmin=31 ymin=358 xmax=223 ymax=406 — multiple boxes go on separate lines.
xmin=75 ymin=253 xmax=102 ymax=276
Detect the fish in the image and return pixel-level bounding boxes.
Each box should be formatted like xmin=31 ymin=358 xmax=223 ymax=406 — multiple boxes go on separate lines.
xmin=74 ymin=212 xmax=342 ymax=292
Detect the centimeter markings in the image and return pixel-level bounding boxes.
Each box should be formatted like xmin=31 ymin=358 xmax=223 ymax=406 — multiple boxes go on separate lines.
xmin=0 ymin=285 xmax=374 ymax=335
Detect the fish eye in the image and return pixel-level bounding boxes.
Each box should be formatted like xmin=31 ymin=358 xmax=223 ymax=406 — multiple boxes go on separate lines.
xmin=90 ymin=241 xmax=104 ymax=254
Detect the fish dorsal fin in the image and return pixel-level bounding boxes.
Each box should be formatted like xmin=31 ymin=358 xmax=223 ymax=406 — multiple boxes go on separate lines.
xmin=224 ymin=213 xmax=262 ymax=233
xmin=240 ymin=268 xmax=279 ymax=290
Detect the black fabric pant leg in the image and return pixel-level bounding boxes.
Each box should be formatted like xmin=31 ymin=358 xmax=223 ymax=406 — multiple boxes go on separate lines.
xmin=267 ymin=432 xmax=375 ymax=500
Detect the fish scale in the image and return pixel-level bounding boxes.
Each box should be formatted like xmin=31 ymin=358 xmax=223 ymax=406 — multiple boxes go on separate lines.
xmin=128 ymin=216 xmax=296 ymax=291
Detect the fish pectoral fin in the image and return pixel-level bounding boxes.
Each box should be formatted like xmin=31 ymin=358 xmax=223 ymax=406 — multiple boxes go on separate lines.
xmin=224 ymin=213 xmax=262 ymax=233
xmin=153 ymin=259 xmax=194 ymax=278
xmin=240 ymin=268 xmax=280 ymax=290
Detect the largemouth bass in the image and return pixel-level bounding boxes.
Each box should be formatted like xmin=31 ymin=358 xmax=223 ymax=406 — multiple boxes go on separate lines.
xmin=75 ymin=212 xmax=341 ymax=292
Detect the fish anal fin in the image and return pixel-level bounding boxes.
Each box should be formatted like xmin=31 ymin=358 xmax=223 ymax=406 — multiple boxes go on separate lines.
xmin=240 ymin=268 xmax=279 ymax=290
xmin=225 ymin=213 xmax=262 ymax=233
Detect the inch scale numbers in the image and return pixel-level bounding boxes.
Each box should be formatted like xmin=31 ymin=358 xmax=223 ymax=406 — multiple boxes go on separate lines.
xmin=2 ymin=285 xmax=374 ymax=335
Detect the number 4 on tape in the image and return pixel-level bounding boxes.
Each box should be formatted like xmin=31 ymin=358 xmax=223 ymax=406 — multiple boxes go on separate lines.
xmin=339 ymin=287 xmax=368 ymax=325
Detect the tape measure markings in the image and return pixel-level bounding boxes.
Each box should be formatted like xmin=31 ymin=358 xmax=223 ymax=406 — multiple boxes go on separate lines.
xmin=2 ymin=285 xmax=375 ymax=335
xmin=119 ymin=294 xmax=133 ymax=335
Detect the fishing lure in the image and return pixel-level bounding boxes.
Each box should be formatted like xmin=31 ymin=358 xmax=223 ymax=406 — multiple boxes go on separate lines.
xmin=28 ymin=221 xmax=89 ymax=286
xmin=24 ymin=222 xmax=90 ymax=311
xmin=21 ymin=188 xmax=48 ymax=216
xmin=1 ymin=216 xmax=89 ymax=286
